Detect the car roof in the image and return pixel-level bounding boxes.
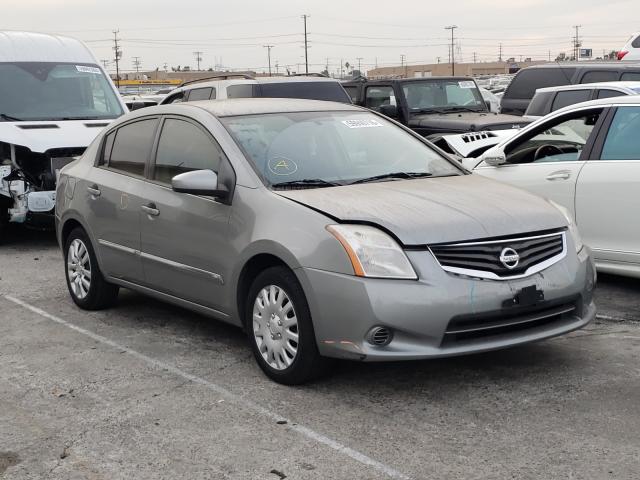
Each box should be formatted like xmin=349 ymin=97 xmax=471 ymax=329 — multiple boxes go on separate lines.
xmin=176 ymin=75 xmax=340 ymax=91
xmin=518 ymin=62 xmax=640 ymax=71
xmin=0 ymin=30 xmax=96 ymax=63
xmin=535 ymin=81 xmax=640 ymax=93
xmin=254 ymin=76 xmax=340 ymax=84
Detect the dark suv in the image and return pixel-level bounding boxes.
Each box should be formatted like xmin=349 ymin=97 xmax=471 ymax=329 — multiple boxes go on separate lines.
xmin=501 ymin=62 xmax=640 ymax=115
xmin=343 ymin=77 xmax=530 ymax=139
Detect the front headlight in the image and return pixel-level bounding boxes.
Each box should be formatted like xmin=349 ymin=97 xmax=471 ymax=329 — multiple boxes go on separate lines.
xmin=549 ymin=201 xmax=583 ymax=252
xmin=326 ymin=224 xmax=417 ymax=279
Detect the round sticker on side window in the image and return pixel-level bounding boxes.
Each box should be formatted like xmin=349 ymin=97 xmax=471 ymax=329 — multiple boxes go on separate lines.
xmin=268 ymin=157 xmax=298 ymax=176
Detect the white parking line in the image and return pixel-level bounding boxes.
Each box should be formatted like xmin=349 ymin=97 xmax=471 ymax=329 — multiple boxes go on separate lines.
xmin=4 ymin=295 xmax=411 ymax=480
xmin=596 ymin=314 xmax=631 ymax=322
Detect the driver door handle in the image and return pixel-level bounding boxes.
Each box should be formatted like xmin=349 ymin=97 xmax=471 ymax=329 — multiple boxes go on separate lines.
xmin=141 ymin=203 xmax=160 ymax=217
xmin=546 ymin=171 xmax=571 ymax=181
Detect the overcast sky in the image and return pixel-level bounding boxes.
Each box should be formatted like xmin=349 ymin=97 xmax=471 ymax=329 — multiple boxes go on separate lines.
xmin=3 ymin=0 xmax=639 ymax=74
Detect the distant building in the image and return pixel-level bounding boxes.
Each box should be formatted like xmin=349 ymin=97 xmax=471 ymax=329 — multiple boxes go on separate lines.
xmin=366 ymin=60 xmax=548 ymax=79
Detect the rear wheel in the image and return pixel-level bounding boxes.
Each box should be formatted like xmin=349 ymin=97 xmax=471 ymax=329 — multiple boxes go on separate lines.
xmin=64 ymin=227 xmax=119 ymax=310
xmin=246 ymin=266 xmax=326 ymax=385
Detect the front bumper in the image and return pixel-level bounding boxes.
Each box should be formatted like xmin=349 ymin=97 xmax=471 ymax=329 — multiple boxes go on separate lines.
xmin=298 ymin=246 xmax=596 ymax=361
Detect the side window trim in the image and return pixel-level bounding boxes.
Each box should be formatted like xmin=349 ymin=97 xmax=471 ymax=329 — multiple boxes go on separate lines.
xmin=97 ymin=116 xmax=161 ymax=178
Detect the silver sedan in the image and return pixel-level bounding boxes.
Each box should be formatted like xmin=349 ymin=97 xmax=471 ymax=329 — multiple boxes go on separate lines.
xmin=56 ymin=99 xmax=596 ymax=384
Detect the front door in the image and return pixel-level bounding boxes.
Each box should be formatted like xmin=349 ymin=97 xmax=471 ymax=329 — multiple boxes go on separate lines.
xmin=139 ymin=117 xmax=233 ymax=312
xmin=576 ymin=106 xmax=640 ymax=265
xmin=475 ymin=108 xmax=605 ymax=218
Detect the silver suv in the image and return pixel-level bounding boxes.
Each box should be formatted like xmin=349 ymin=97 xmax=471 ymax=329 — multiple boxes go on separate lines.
xmin=160 ymin=74 xmax=351 ymax=105
xmin=56 ymin=99 xmax=596 ymax=384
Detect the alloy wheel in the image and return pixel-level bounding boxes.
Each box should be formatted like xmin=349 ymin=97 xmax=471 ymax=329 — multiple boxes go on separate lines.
xmin=67 ymin=238 xmax=92 ymax=300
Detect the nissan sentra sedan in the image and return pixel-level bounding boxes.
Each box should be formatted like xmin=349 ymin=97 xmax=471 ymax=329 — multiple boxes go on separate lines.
xmin=55 ymin=99 xmax=596 ymax=384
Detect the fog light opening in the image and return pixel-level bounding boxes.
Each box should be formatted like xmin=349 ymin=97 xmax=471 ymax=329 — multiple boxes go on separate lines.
xmin=366 ymin=326 xmax=393 ymax=347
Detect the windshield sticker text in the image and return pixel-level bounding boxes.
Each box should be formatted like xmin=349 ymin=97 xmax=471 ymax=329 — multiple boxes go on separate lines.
xmin=341 ymin=119 xmax=384 ymax=129
xmin=458 ymin=81 xmax=476 ymax=89
xmin=76 ymin=65 xmax=102 ymax=74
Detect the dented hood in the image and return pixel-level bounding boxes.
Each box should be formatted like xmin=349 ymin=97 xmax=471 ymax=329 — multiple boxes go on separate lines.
xmin=0 ymin=120 xmax=112 ymax=153
xmin=276 ymin=175 xmax=567 ymax=245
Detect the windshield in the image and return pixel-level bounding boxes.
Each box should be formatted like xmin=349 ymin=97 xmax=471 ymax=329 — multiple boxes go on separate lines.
xmin=221 ymin=111 xmax=462 ymax=188
xmin=257 ymin=82 xmax=352 ymax=103
xmin=402 ymin=80 xmax=485 ymax=113
xmin=0 ymin=62 xmax=124 ymax=121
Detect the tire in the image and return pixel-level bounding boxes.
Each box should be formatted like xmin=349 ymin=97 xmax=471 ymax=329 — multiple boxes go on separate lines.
xmin=246 ymin=266 xmax=327 ymax=385
xmin=64 ymin=227 xmax=119 ymax=310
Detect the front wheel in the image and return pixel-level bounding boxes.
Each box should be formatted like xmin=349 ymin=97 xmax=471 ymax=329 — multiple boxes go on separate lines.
xmin=64 ymin=227 xmax=119 ymax=310
xmin=246 ymin=266 xmax=327 ymax=385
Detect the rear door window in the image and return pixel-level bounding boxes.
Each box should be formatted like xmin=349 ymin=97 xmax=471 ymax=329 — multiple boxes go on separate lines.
xmin=187 ymin=87 xmax=214 ymax=101
xmin=525 ymin=92 xmax=552 ymax=116
xmin=227 ymin=84 xmax=255 ymax=98
xmin=257 ymin=82 xmax=351 ymax=103
xmin=580 ymin=71 xmax=618 ymax=83
xmin=596 ymin=89 xmax=625 ymax=99
xmin=551 ymin=90 xmax=591 ymax=111
xmin=506 ymin=68 xmax=575 ymax=99
xmin=600 ymin=107 xmax=640 ymax=160
xmin=621 ymin=72 xmax=640 ymax=81
xmin=107 ymin=118 xmax=159 ymax=176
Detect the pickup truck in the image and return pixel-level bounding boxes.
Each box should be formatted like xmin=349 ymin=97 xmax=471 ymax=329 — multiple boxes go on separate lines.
xmin=342 ymin=77 xmax=531 ymax=143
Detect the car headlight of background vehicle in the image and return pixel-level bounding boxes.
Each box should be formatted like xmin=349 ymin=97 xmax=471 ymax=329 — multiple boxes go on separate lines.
xmin=549 ymin=201 xmax=583 ymax=252
xmin=326 ymin=224 xmax=417 ymax=279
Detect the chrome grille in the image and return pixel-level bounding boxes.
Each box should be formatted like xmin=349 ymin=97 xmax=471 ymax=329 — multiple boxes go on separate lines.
xmin=430 ymin=231 xmax=566 ymax=280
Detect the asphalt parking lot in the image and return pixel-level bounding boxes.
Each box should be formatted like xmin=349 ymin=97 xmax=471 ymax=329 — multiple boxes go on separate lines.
xmin=1 ymin=227 xmax=639 ymax=480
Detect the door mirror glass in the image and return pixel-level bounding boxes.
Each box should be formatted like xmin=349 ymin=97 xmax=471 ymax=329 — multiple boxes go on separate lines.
xmin=171 ymin=169 xmax=228 ymax=198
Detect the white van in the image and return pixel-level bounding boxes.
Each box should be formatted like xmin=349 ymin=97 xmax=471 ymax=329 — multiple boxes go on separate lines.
xmin=0 ymin=31 xmax=126 ymax=232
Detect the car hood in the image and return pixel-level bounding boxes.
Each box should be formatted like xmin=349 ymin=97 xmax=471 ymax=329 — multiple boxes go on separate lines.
xmin=408 ymin=112 xmax=530 ymax=134
xmin=0 ymin=120 xmax=113 ymax=153
xmin=276 ymin=175 xmax=566 ymax=245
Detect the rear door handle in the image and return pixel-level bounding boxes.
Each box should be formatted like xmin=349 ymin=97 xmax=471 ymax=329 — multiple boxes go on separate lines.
xmin=546 ymin=171 xmax=571 ymax=181
xmin=87 ymin=185 xmax=101 ymax=197
xmin=141 ymin=203 xmax=160 ymax=217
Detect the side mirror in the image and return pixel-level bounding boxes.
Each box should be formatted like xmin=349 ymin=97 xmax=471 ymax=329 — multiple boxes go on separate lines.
xmin=481 ymin=150 xmax=507 ymax=166
xmin=172 ymin=169 xmax=229 ymax=199
xmin=379 ymin=104 xmax=398 ymax=118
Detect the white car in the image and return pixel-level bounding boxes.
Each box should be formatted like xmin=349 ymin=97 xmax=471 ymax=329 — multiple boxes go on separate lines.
xmin=464 ymin=96 xmax=640 ymax=278
xmin=618 ymin=32 xmax=640 ymax=61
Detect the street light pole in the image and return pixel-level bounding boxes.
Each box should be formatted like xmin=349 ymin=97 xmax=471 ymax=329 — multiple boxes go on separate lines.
xmin=445 ymin=25 xmax=458 ymax=75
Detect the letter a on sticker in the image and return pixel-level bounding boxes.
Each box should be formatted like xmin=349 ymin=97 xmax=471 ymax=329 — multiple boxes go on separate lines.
xmin=275 ymin=160 xmax=289 ymax=169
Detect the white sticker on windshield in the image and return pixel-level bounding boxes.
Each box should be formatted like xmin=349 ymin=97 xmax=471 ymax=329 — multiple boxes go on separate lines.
xmin=342 ymin=119 xmax=384 ymax=129
xmin=76 ymin=65 xmax=102 ymax=74
xmin=458 ymin=81 xmax=476 ymax=89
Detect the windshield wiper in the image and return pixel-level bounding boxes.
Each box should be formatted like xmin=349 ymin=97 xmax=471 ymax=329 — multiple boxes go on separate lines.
xmin=272 ymin=178 xmax=342 ymax=189
xmin=349 ymin=172 xmax=433 ymax=185
xmin=442 ymin=106 xmax=486 ymax=113
xmin=0 ymin=113 xmax=24 ymax=122
xmin=411 ymin=107 xmax=448 ymax=114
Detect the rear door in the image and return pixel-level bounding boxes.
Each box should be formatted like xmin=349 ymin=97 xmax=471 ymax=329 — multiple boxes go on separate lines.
xmin=475 ymin=107 xmax=605 ymax=218
xmin=87 ymin=117 xmax=159 ymax=282
xmin=139 ymin=116 xmax=233 ymax=312
xmin=575 ymin=106 xmax=640 ymax=266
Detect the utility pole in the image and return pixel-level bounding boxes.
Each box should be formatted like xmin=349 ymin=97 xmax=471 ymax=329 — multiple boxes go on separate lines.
xmin=263 ymin=45 xmax=274 ymax=76
xmin=356 ymin=57 xmax=363 ymax=74
xmin=499 ymin=43 xmax=503 ymax=62
xmin=573 ymin=25 xmax=582 ymax=61
xmin=340 ymin=57 xmax=344 ymax=79
xmin=445 ymin=25 xmax=457 ymax=75
xmin=112 ymin=30 xmax=122 ymax=88
xmin=193 ymin=51 xmax=203 ymax=71
xmin=132 ymin=56 xmax=142 ymax=74
xmin=400 ymin=54 xmax=406 ymax=77
xmin=473 ymin=52 xmax=477 ymax=63
xmin=275 ymin=61 xmax=279 ymax=75
xmin=302 ymin=14 xmax=309 ymax=74
xmin=101 ymin=59 xmax=110 ymax=70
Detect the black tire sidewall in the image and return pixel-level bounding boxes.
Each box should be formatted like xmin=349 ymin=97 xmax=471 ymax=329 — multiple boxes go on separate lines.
xmin=245 ymin=266 xmax=321 ymax=385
